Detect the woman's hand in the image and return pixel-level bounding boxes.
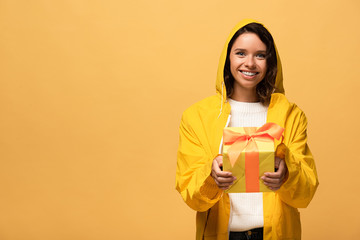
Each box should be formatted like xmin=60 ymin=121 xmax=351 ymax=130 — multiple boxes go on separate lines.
xmin=211 ymin=155 xmax=236 ymax=190
xmin=261 ymin=157 xmax=288 ymax=191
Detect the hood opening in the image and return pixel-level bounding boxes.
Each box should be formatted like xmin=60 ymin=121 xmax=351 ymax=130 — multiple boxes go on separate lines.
xmin=215 ymin=19 xmax=285 ymax=111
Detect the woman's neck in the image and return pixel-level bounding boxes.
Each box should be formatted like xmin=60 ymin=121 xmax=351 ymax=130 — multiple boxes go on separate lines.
xmin=230 ymin=88 xmax=259 ymax=102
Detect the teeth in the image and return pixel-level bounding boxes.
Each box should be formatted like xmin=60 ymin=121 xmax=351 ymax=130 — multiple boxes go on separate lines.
xmin=242 ymin=71 xmax=256 ymax=76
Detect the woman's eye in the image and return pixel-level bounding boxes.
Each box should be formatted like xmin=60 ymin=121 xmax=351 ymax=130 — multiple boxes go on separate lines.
xmin=256 ymin=53 xmax=266 ymax=59
xmin=236 ymin=52 xmax=245 ymax=56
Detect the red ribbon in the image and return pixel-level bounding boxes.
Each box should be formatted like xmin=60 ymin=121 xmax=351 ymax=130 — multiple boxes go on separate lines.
xmin=223 ymin=122 xmax=284 ymax=192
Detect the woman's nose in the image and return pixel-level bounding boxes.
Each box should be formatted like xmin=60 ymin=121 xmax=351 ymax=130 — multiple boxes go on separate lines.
xmin=244 ymin=57 xmax=255 ymax=68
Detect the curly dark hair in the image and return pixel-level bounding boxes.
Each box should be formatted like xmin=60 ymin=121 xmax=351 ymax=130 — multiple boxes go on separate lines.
xmin=224 ymin=22 xmax=277 ymax=103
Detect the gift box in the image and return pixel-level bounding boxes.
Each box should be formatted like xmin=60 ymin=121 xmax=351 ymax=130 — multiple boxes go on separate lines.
xmin=222 ymin=122 xmax=284 ymax=193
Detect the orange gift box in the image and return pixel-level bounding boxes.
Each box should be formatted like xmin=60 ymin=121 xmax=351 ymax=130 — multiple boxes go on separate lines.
xmin=222 ymin=122 xmax=284 ymax=193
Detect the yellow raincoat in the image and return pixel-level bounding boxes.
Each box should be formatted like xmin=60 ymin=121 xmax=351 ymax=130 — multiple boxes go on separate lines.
xmin=176 ymin=19 xmax=319 ymax=240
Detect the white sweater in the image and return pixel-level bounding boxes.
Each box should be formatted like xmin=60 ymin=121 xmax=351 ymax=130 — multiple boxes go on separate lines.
xmin=228 ymin=98 xmax=268 ymax=232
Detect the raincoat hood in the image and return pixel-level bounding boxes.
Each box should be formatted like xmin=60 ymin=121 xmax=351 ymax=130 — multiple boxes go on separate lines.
xmin=216 ymin=19 xmax=285 ymax=100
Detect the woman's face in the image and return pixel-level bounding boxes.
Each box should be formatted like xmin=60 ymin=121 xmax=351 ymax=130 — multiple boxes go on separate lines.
xmin=229 ymin=32 xmax=267 ymax=95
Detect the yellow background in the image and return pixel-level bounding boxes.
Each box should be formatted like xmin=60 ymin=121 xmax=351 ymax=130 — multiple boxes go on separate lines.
xmin=1 ymin=0 xmax=359 ymax=239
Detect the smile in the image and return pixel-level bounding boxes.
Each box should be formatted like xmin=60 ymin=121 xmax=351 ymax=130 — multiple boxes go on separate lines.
xmin=240 ymin=70 xmax=258 ymax=76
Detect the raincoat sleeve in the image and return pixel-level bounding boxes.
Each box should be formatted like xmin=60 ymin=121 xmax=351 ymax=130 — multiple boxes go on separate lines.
xmin=175 ymin=111 xmax=223 ymax=212
xmin=277 ymin=111 xmax=319 ymax=208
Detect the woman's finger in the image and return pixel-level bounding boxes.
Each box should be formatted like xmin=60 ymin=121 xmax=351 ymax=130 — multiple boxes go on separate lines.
xmin=217 ymin=176 xmax=236 ymax=183
xmin=214 ymin=178 xmax=233 ymax=187
xmin=263 ymin=171 xmax=282 ymax=179
xmin=267 ymin=186 xmax=280 ymax=191
xmin=263 ymin=181 xmax=282 ymax=188
xmin=261 ymin=175 xmax=283 ymax=184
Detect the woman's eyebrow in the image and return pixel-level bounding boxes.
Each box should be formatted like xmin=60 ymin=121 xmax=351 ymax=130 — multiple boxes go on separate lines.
xmin=233 ymin=48 xmax=267 ymax=53
xmin=233 ymin=48 xmax=246 ymax=51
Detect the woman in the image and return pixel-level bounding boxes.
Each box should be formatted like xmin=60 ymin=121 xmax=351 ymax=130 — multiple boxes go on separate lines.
xmin=176 ymin=19 xmax=318 ymax=240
